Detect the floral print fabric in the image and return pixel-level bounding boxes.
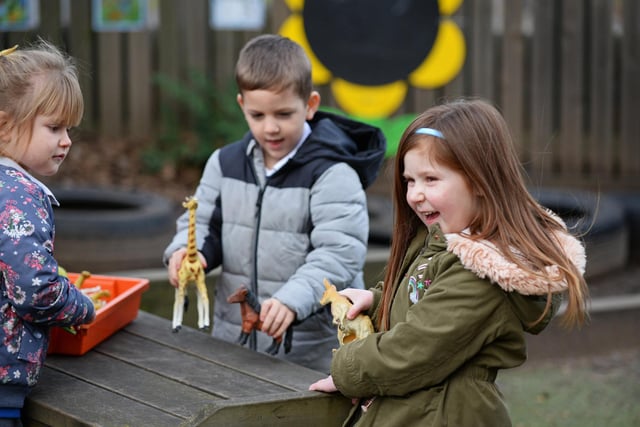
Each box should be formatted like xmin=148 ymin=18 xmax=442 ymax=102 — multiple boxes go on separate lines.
xmin=0 ymin=161 xmax=95 ymax=409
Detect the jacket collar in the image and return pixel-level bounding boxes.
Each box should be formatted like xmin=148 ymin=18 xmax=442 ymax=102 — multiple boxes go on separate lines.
xmin=444 ymin=219 xmax=585 ymax=295
xmin=0 ymin=157 xmax=59 ymax=206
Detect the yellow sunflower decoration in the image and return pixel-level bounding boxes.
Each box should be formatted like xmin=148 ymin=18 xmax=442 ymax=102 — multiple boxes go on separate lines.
xmin=279 ymin=0 xmax=465 ymax=120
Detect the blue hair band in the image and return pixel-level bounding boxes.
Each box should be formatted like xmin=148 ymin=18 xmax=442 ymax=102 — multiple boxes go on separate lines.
xmin=415 ymin=127 xmax=445 ymax=140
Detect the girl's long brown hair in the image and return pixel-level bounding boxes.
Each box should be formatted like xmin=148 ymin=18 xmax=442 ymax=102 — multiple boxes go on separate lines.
xmin=379 ymin=99 xmax=589 ymax=330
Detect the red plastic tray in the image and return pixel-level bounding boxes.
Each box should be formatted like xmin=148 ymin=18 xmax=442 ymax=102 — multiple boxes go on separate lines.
xmin=48 ymin=273 xmax=149 ymax=356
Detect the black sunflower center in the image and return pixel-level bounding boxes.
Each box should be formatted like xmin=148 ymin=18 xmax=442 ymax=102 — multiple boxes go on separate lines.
xmin=303 ymin=0 xmax=441 ymax=86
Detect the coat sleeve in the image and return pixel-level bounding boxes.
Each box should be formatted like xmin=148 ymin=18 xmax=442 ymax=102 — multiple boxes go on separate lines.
xmin=163 ymin=150 xmax=224 ymax=270
xmin=331 ymin=257 xmax=516 ymax=398
xmin=273 ymin=163 xmax=369 ymax=320
xmin=0 ymin=185 xmax=95 ymax=327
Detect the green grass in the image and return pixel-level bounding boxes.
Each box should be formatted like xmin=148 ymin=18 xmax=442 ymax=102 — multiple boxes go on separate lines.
xmin=500 ymin=351 xmax=640 ymax=427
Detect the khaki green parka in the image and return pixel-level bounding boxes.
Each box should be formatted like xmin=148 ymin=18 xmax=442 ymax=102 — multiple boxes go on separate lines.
xmin=330 ymin=221 xmax=586 ymax=427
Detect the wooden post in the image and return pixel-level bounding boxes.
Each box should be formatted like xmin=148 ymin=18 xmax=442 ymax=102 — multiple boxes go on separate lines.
xmin=530 ymin=0 xmax=555 ymax=179
xmin=588 ymin=0 xmax=614 ymax=176
xmin=127 ymin=32 xmax=153 ymax=139
xmin=501 ymin=0 xmax=524 ymax=158
xmin=559 ymin=0 xmax=585 ymax=178
xmin=620 ymin=0 xmax=640 ymax=177
xmin=97 ymin=33 xmax=123 ymax=137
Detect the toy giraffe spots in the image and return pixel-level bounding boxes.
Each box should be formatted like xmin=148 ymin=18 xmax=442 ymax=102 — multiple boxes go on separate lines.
xmin=172 ymin=196 xmax=210 ymax=332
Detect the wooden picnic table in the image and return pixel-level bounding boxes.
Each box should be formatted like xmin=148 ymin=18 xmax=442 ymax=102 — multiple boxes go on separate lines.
xmin=23 ymin=311 xmax=351 ymax=426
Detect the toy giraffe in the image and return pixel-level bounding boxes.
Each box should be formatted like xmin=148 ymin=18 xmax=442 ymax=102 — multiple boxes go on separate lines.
xmin=172 ymin=196 xmax=210 ymax=332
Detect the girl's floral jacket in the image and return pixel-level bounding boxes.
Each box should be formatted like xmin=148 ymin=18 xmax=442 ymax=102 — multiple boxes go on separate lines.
xmin=0 ymin=158 xmax=95 ymax=409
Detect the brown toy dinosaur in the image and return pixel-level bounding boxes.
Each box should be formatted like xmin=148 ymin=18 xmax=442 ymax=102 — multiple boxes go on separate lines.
xmin=320 ymin=279 xmax=374 ymax=347
xmin=227 ymin=285 xmax=293 ymax=355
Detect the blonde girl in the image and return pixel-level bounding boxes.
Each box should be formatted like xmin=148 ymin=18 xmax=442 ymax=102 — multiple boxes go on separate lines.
xmin=0 ymin=41 xmax=95 ymax=426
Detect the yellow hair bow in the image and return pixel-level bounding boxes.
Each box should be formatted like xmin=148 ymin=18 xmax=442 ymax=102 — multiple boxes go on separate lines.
xmin=0 ymin=45 xmax=19 ymax=57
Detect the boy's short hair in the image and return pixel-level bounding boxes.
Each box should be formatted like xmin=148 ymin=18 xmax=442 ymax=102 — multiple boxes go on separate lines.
xmin=235 ymin=34 xmax=312 ymax=100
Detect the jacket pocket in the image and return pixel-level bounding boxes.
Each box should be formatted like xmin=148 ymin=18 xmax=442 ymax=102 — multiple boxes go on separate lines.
xmin=18 ymin=323 xmax=47 ymax=363
xmin=356 ymin=387 xmax=445 ymax=426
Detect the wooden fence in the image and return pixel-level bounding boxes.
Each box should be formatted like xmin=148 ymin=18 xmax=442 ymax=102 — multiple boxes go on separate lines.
xmin=2 ymin=0 xmax=639 ymax=190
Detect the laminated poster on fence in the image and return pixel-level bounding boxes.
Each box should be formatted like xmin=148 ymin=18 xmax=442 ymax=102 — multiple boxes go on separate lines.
xmin=210 ymin=0 xmax=265 ymax=31
xmin=0 ymin=0 xmax=39 ymax=31
xmin=92 ymin=0 xmax=159 ymax=32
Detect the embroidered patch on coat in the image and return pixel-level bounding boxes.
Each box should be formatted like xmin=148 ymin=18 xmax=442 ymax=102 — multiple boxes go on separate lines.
xmin=407 ymin=256 xmax=432 ymax=304
xmin=408 ymin=275 xmax=432 ymax=304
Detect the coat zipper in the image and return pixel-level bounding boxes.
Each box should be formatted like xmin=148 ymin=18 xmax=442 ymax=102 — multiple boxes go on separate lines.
xmin=249 ymin=179 xmax=266 ymax=350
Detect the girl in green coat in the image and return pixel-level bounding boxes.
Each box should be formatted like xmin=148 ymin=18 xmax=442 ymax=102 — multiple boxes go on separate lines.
xmin=310 ymin=99 xmax=589 ymax=426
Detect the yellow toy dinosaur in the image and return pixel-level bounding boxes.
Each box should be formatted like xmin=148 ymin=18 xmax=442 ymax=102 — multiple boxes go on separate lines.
xmin=73 ymin=270 xmax=110 ymax=308
xmin=172 ymin=196 xmax=210 ymax=332
xmin=61 ymin=270 xmax=109 ymax=335
xmin=320 ymin=279 xmax=374 ymax=348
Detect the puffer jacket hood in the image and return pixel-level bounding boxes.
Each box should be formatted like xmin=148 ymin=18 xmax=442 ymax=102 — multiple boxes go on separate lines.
xmin=290 ymin=110 xmax=386 ymax=189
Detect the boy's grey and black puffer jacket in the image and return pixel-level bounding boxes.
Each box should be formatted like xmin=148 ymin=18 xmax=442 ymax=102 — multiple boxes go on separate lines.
xmin=163 ymin=111 xmax=386 ymax=372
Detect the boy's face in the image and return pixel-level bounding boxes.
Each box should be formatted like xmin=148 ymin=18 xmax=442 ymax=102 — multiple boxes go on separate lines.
xmin=237 ymin=87 xmax=320 ymax=169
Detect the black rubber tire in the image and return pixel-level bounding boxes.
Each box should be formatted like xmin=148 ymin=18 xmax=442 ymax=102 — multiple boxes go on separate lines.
xmin=367 ymin=194 xmax=394 ymax=245
xmin=51 ymin=187 xmax=177 ymax=273
xmin=606 ymin=191 xmax=640 ymax=265
xmin=530 ymin=188 xmax=629 ymax=278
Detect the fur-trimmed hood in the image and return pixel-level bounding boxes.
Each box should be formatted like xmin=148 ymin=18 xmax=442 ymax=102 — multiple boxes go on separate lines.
xmin=445 ymin=216 xmax=586 ymax=296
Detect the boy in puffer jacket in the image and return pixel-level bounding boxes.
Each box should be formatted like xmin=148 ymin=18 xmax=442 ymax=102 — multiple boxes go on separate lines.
xmin=164 ymin=34 xmax=386 ymax=373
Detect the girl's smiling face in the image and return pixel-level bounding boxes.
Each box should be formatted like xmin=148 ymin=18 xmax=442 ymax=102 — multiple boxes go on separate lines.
xmin=403 ymin=139 xmax=477 ymax=234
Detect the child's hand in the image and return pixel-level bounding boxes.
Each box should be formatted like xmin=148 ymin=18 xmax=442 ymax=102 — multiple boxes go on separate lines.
xmin=260 ymin=298 xmax=295 ymax=338
xmin=167 ymin=248 xmax=207 ymax=287
xmin=309 ymin=375 xmax=337 ymax=393
xmin=340 ymin=288 xmax=373 ymax=320
xmin=167 ymin=248 xmax=187 ymax=287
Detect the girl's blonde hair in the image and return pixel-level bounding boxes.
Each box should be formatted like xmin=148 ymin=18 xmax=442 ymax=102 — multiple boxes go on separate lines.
xmin=235 ymin=34 xmax=312 ymax=100
xmin=379 ymin=98 xmax=588 ymax=330
xmin=0 ymin=39 xmax=83 ymax=150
